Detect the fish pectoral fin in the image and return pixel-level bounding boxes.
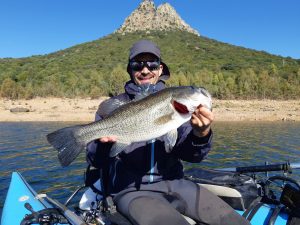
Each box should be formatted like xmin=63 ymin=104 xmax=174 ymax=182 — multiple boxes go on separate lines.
xmin=163 ymin=129 xmax=178 ymax=153
xmin=109 ymin=142 xmax=130 ymax=157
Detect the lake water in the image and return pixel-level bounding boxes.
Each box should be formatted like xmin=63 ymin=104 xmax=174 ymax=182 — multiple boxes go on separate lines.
xmin=1 ymin=121 xmax=300 ymax=217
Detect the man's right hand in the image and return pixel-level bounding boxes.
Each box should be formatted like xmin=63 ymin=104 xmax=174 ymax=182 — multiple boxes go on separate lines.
xmin=99 ymin=136 xmax=117 ymax=143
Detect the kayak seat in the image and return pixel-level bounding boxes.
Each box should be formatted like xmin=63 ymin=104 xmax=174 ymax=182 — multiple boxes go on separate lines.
xmin=185 ymin=168 xmax=259 ymax=211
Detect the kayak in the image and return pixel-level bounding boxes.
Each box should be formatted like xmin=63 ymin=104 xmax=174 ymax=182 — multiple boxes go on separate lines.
xmin=1 ymin=172 xmax=84 ymax=225
xmin=1 ymin=162 xmax=300 ymax=225
xmin=1 ymin=172 xmax=53 ymax=225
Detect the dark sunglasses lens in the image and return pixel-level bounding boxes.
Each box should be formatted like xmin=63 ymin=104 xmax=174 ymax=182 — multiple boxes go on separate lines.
xmin=130 ymin=61 xmax=143 ymax=71
xmin=146 ymin=61 xmax=160 ymax=70
xmin=130 ymin=61 xmax=160 ymax=71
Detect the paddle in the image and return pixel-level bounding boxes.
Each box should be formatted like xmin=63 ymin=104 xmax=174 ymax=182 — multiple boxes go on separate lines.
xmin=217 ymin=162 xmax=300 ymax=173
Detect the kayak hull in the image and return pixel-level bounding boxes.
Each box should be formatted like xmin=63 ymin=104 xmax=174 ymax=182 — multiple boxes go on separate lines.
xmin=1 ymin=172 xmax=291 ymax=225
xmin=1 ymin=172 xmax=53 ymax=225
xmin=236 ymin=206 xmax=288 ymax=225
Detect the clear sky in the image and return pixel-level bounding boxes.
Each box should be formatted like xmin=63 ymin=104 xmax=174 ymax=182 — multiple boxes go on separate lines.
xmin=1 ymin=0 xmax=299 ymax=59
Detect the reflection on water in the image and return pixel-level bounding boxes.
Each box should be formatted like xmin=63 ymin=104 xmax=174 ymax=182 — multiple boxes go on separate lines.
xmin=0 ymin=121 xmax=300 ymax=216
xmin=0 ymin=122 xmax=87 ymax=216
xmin=204 ymin=122 xmax=300 ymax=168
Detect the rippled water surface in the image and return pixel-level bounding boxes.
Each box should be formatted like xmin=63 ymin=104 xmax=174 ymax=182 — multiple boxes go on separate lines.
xmin=1 ymin=121 xmax=300 ymax=216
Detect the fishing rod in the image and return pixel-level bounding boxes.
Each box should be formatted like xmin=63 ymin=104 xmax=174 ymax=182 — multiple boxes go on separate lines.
xmin=217 ymin=162 xmax=300 ymax=174
xmin=36 ymin=193 xmax=88 ymax=225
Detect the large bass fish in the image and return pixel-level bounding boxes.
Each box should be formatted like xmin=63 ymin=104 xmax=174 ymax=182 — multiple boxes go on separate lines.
xmin=47 ymin=86 xmax=212 ymax=166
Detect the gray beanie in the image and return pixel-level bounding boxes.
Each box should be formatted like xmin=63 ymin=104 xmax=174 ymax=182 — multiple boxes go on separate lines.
xmin=127 ymin=40 xmax=170 ymax=80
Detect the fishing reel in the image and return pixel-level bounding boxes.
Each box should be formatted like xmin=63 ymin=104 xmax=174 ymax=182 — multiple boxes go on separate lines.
xmin=80 ymin=196 xmax=131 ymax=225
xmin=21 ymin=203 xmax=69 ymax=225
xmin=80 ymin=200 xmax=108 ymax=225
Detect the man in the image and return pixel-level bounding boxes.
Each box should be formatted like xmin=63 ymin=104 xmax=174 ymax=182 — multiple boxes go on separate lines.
xmin=87 ymin=40 xmax=250 ymax=225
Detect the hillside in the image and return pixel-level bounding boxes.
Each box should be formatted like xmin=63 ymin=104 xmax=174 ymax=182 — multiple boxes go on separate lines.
xmin=0 ymin=31 xmax=299 ymax=100
xmin=1 ymin=0 xmax=299 ymax=100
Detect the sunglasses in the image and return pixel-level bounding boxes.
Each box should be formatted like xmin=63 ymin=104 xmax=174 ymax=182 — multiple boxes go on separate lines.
xmin=129 ymin=60 xmax=160 ymax=71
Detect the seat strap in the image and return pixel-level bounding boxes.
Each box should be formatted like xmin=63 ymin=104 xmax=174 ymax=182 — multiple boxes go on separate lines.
xmin=84 ymin=165 xmax=103 ymax=195
xmin=245 ymin=202 xmax=264 ymax=221
xmin=267 ymin=206 xmax=281 ymax=225
xmin=101 ymin=157 xmax=117 ymax=212
xmin=242 ymin=197 xmax=262 ymax=218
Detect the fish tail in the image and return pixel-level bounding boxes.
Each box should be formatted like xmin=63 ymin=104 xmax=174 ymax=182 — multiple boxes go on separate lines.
xmin=46 ymin=125 xmax=86 ymax=167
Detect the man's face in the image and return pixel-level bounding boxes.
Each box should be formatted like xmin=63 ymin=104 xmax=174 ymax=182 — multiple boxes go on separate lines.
xmin=130 ymin=53 xmax=163 ymax=85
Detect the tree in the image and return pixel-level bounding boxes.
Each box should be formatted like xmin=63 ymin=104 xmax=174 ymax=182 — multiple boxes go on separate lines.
xmin=0 ymin=78 xmax=20 ymax=99
xmin=236 ymin=69 xmax=257 ymax=98
xmin=177 ymin=72 xmax=189 ymax=86
xmin=106 ymin=65 xmax=128 ymax=96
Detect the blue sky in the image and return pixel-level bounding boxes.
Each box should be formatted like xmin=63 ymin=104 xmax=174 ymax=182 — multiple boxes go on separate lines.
xmin=1 ymin=0 xmax=299 ymax=59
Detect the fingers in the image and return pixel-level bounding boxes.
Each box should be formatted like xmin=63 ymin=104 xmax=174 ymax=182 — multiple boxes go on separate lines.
xmin=197 ymin=106 xmax=214 ymax=121
xmin=192 ymin=106 xmax=214 ymax=125
xmin=191 ymin=114 xmax=211 ymax=130
xmin=191 ymin=105 xmax=214 ymax=137
xmin=99 ymin=136 xmax=117 ymax=143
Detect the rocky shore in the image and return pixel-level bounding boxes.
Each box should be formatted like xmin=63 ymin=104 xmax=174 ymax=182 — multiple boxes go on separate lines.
xmin=0 ymin=98 xmax=299 ymax=122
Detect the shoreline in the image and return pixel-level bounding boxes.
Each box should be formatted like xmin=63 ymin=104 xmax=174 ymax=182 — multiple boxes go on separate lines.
xmin=0 ymin=98 xmax=299 ymax=122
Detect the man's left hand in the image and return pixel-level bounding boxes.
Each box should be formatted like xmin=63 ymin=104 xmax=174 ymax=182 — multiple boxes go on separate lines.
xmin=190 ymin=105 xmax=214 ymax=137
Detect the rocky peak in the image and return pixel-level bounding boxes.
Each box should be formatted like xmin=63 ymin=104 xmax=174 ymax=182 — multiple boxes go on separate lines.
xmin=138 ymin=0 xmax=156 ymax=13
xmin=115 ymin=0 xmax=200 ymax=36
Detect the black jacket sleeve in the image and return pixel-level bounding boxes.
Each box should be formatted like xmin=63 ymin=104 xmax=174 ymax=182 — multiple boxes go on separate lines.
xmin=173 ymin=122 xmax=213 ymax=163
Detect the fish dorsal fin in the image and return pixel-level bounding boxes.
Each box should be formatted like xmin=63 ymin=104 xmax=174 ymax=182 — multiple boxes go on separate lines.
xmin=97 ymin=98 xmax=130 ymax=118
xmin=172 ymin=100 xmax=189 ymax=114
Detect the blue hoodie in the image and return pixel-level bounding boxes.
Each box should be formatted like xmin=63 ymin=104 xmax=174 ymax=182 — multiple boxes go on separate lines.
xmin=86 ymin=81 xmax=212 ymax=193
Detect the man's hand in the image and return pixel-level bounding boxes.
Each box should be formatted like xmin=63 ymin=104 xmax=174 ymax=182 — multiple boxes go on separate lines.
xmin=99 ymin=136 xmax=117 ymax=143
xmin=191 ymin=105 xmax=214 ymax=137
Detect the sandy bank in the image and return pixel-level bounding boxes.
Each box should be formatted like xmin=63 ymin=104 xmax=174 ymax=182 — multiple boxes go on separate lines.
xmin=0 ymin=98 xmax=299 ymax=122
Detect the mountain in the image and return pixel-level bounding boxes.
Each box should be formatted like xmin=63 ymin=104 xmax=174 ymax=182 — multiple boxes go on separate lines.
xmin=0 ymin=1 xmax=299 ymax=100
xmin=116 ymin=0 xmax=199 ymax=36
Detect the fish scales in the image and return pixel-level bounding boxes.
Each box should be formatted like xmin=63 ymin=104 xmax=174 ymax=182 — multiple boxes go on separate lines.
xmin=82 ymin=96 xmax=174 ymax=143
xmin=84 ymin=89 xmax=173 ymax=138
